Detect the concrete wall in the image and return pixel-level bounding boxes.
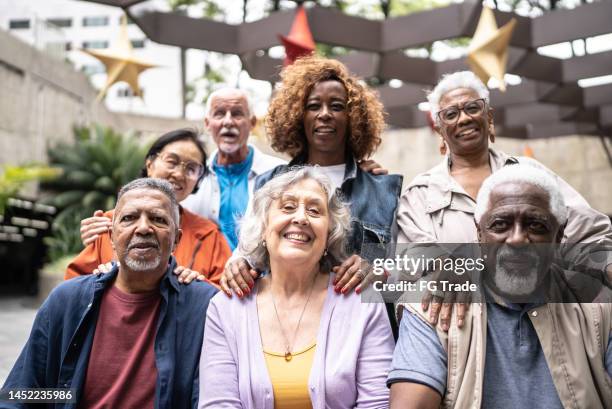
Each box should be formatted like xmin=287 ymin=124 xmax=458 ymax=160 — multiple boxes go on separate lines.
xmin=0 ymin=28 xmax=198 ymax=168
xmin=373 ymin=128 xmax=612 ymax=215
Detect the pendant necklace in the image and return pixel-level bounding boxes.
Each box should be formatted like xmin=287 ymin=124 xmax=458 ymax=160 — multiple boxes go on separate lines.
xmin=271 ymin=274 xmax=317 ymax=362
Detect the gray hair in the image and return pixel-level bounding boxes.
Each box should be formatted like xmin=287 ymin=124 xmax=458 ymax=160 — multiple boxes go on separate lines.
xmin=239 ymin=166 xmax=350 ymax=272
xmin=427 ymin=71 xmax=490 ymax=126
xmin=205 ymin=87 xmax=254 ymax=118
xmin=475 ymin=162 xmax=568 ymax=225
xmin=117 ymin=178 xmax=180 ymax=227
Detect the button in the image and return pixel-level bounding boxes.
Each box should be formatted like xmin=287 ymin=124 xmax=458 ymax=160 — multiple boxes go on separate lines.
xmin=531 ymin=311 xmax=538 ymax=317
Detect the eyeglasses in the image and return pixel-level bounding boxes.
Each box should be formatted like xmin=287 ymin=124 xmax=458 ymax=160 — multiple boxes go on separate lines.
xmin=436 ymin=98 xmax=486 ymax=125
xmin=155 ymin=152 xmax=204 ymax=180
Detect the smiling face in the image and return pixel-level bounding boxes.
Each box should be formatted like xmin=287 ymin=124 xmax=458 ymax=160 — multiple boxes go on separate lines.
xmin=478 ymin=181 xmax=562 ymax=299
xmin=436 ymin=87 xmax=493 ymax=156
xmin=264 ymin=178 xmax=330 ymax=268
xmin=205 ymin=90 xmax=255 ymax=163
xmin=304 ymin=80 xmax=349 ymax=165
xmin=111 ymin=188 xmax=181 ymax=275
xmin=145 ymin=139 xmax=204 ymax=203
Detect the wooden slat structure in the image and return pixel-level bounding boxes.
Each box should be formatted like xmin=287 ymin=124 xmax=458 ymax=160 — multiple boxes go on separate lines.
xmin=80 ymin=0 xmax=612 ymax=140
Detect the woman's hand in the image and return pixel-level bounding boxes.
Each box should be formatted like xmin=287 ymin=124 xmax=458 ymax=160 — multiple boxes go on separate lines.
xmin=358 ymin=159 xmax=388 ymax=175
xmin=332 ymin=254 xmax=372 ymax=294
xmin=81 ymin=210 xmax=112 ymax=246
xmin=420 ymin=268 xmax=470 ymax=331
xmin=220 ymin=257 xmax=259 ymax=298
xmin=173 ymin=265 xmax=206 ymax=284
xmin=93 ymin=261 xmax=115 ymax=274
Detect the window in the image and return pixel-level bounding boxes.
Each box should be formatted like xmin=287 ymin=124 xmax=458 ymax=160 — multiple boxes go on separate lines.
xmin=117 ymin=87 xmax=133 ymax=98
xmin=82 ymin=16 xmax=109 ymax=27
xmin=131 ymin=39 xmax=145 ymax=49
xmin=9 ymin=19 xmax=30 ymax=29
xmin=47 ymin=18 xmax=72 ymax=28
xmin=121 ymin=16 xmax=136 ymax=25
xmin=82 ymin=40 xmax=108 ymax=49
xmin=82 ymin=64 xmax=105 ymax=75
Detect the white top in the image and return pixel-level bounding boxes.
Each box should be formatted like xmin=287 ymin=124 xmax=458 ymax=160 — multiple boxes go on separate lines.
xmin=318 ymin=164 xmax=346 ymax=192
xmin=181 ymin=144 xmax=287 ymax=224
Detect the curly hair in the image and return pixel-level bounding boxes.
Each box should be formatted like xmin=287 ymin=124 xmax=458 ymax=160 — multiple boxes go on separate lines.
xmin=266 ymin=55 xmax=385 ymax=160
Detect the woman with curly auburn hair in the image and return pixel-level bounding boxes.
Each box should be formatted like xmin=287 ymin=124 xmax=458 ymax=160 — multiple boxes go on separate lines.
xmin=266 ymin=56 xmax=385 ymax=163
xmin=221 ymin=56 xmax=403 ymax=337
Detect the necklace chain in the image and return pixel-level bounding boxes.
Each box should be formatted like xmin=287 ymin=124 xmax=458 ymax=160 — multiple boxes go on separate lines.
xmin=270 ymin=274 xmax=318 ymax=362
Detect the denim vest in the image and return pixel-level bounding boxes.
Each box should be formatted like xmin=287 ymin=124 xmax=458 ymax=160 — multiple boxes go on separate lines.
xmin=254 ymin=154 xmax=403 ymax=262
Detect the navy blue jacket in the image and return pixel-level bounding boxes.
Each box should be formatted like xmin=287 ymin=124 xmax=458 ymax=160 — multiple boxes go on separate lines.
xmin=1 ymin=258 xmax=217 ymax=409
xmin=255 ymin=154 xmax=403 ymax=262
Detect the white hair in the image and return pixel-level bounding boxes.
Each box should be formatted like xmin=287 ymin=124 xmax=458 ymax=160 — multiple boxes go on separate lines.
xmin=205 ymin=87 xmax=254 ymax=118
xmin=238 ymin=166 xmax=350 ymax=272
xmin=427 ymin=71 xmax=490 ymax=125
xmin=474 ymin=162 xmax=568 ymax=225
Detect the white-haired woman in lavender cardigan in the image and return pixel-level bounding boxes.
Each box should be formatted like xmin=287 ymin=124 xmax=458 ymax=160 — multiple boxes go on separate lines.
xmin=198 ymin=166 xmax=394 ymax=409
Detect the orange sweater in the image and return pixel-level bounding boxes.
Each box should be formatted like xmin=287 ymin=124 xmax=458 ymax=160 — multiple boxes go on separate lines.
xmin=65 ymin=207 xmax=231 ymax=287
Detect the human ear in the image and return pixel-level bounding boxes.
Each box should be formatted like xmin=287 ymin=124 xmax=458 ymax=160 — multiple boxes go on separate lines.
xmin=145 ymin=157 xmax=154 ymax=177
xmin=173 ymin=228 xmax=183 ymax=251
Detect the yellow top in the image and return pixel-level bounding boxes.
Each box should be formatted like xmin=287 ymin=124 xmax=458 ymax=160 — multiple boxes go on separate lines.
xmin=263 ymin=343 xmax=316 ymax=409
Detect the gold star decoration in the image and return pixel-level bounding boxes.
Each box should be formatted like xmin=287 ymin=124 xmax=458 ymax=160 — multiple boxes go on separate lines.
xmin=81 ymin=15 xmax=158 ymax=101
xmin=467 ymin=6 xmax=516 ymax=92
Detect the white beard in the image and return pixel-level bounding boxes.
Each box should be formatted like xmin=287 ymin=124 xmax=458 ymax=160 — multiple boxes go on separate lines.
xmin=124 ymin=253 xmax=162 ymax=272
xmin=492 ymin=246 xmax=541 ymax=297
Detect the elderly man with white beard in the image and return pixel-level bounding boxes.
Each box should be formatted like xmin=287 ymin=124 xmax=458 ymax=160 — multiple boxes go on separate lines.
xmin=2 ymin=178 xmax=217 ymax=409
xmin=388 ymin=164 xmax=612 ymax=409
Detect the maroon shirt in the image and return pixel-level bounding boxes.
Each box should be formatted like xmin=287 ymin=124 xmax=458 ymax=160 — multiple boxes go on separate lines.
xmin=79 ymin=285 xmax=161 ymax=409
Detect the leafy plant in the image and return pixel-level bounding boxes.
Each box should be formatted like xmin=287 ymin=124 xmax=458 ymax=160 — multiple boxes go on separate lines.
xmin=0 ymin=165 xmax=60 ymax=214
xmin=42 ymin=124 xmax=147 ymax=259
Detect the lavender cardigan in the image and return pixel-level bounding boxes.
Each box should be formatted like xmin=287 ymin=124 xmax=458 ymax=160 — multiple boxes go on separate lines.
xmin=198 ymin=275 xmax=394 ymax=408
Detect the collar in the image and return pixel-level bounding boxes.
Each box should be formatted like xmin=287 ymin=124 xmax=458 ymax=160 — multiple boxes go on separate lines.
xmin=208 ymin=143 xmax=270 ymax=177
xmin=423 ymin=148 xmax=519 ymax=214
xmin=94 ymin=257 xmax=181 ymax=294
xmin=287 ymin=151 xmax=357 ymax=184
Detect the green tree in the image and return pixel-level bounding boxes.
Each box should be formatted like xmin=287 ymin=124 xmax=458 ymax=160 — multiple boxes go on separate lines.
xmin=42 ymin=125 xmax=147 ymax=259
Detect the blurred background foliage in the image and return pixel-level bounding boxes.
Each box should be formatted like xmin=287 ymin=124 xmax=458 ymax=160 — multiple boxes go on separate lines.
xmin=0 ymin=165 xmax=60 ymax=214
xmin=42 ymin=125 xmax=147 ymax=260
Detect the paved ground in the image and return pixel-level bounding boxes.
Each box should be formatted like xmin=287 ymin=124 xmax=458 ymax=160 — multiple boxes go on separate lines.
xmin=0 ymin=296 xmax=39 ymax=384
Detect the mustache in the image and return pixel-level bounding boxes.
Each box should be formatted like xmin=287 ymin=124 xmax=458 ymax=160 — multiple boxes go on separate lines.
xmin=496 ymin=246 xmax=539 ymax=264
xmin=127 ymin=237 xmax=160 ymax=250
xmin=220 ymin=127 xmax=239 ymax=136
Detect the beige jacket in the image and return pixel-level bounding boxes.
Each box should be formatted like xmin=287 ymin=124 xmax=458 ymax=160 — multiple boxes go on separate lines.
xmin=401 ymin=302 xmax=612 ymax=409
xmin=397 ymin=148 xmax=612 ymax=246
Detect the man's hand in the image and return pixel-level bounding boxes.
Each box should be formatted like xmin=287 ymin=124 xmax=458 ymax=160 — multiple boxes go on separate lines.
xmin=358 ymin=159 xmax=388 ymax=175
xmin=220 ymin=257 xmax=258 ymax=298
xmin=81 ymin=210 xmax=112 ymax=247
xmin=173 ymin=265 xmax=205 ymax=284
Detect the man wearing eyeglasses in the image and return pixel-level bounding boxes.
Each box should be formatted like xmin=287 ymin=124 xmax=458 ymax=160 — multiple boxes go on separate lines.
xmin=182 ymin=88 xmax=286 ymax=250
xmin=394 ymin=71 xmax=612 ymax=331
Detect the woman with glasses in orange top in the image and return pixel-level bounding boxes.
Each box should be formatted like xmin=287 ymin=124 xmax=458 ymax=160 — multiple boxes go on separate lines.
xmin=65 ymin=128 xmax=232 ymax=286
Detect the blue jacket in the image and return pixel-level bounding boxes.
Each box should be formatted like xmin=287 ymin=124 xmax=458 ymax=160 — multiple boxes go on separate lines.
xmin=1 ymin=259 xmax=217 ymax=409
xmin=255 ymin=154 xmax=403 ymax=262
